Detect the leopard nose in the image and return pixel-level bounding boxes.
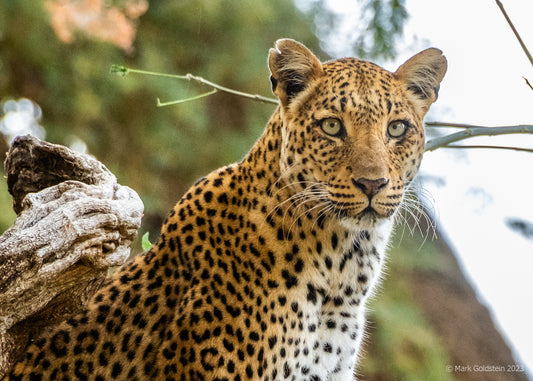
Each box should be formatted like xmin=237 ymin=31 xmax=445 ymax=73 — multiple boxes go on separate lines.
xmin=352 ymin=177 xmax=389 ymax=198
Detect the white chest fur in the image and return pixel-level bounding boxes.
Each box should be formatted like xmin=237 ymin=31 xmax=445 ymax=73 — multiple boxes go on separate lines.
xmin=265 ymin=220 xmax=393 ymax=381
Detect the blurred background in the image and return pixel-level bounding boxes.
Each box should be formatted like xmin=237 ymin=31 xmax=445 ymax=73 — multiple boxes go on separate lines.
xmin=1 ymin=1 xmax=531 ymax=380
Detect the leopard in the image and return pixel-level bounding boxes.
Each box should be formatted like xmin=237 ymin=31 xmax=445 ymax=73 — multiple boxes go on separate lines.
xmin=6 ymin=39 xmax=446 ymax=380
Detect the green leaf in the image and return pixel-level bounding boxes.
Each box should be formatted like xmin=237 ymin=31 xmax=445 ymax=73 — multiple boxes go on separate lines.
xmin=109 ymin=64 xmax=129 ymax=77
xmin=141 ymin=232 xmax=152 ymax=251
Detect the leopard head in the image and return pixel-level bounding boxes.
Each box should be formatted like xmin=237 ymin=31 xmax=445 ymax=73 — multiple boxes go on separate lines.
xmin=268 ymin=39 xmax=447 ymax=227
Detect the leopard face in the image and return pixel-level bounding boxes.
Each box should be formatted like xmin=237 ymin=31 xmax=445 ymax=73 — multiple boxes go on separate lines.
xmin=270 ymin=41 xmax=446 ymax=229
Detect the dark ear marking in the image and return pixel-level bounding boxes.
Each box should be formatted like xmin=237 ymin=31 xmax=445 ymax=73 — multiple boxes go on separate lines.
xmin=405 ymin=60 xmax=445 ymax=100
xmin=270 ymin=76 xmax=278 ymax=92
xmin=285 ymin=82 xmax=306 ymax=99
xmin=395 ymin=48 xmax=447 ymax=115
xmin=268 ymin=39 xmax=323 ymax=106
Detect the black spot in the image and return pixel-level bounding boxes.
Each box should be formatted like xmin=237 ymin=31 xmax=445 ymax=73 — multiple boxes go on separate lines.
xmin=180 ymin=329 xmax=189 ymax=341
xmin=283 ymin=362 xmax=291 ymax=378
xmin=306 ymin=283 xmax=317 ymax=304
xmin=111 ymin=362 xmax=123 ymax=378
xmin=213 ymin=307 xmax=223 ymax=321
xmin=223 ymin=339 xmax=234 ymax=352
xmin=227 ymin=360 xmax=235 ymax=373
xmin=204 ymin=191 xmax=213 ymax=203
xmin=249 ymin=331 xmax=260 ymax=342
xmin=246 ymin=364 xmax=253 ymax=378
xmin=294 ymin=259 xmax=304 ymax=273
xmin=331 ymin=233 xmax=338 ymax=250
xmin=281 ymin=270 xmax=298 ymax=289
xmin=324 ymin=256 xmax=332 ymax=270
xmin=246 ymin=343 xmax=255 ymax=356
xmin=226 ymin=305 xmax=241 ymax=318
xmin=236 ymin=329 xmax=245 ymax=343
xmin=217 ymin=193 xmax=229 ymax=204
xmin=291 ymin=302 xmax=299 ymax=313
xmin=129 ymin=294 xmax=140 ymax=309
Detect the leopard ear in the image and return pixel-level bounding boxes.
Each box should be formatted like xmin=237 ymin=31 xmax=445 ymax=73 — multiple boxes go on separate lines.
xmin=268 ymin=39 xmax=324 ymax=107
xmin=395 ymin=48 xmax=447 ymax=116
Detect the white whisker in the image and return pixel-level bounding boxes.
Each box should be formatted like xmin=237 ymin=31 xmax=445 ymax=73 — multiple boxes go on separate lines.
xmin=394 ymin=180 xmax=437 ymax=249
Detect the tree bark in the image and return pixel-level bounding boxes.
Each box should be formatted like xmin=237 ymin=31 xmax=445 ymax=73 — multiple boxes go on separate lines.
xmin=0 ymin=135 xmax=143 ymax=377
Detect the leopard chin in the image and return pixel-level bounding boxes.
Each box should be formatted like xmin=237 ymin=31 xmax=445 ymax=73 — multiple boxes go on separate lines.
xmin=333 ymin=206 xmax=391 ymax=229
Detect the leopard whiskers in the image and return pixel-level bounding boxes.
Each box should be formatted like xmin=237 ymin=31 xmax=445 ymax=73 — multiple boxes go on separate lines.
xmin=268 ymin=163 xmax=327 ymax=219
xmin=286 ymin=200 xmax=334 ymax=239
xmin=262 ymin=167 xmax=332 ymax=239
xmin=394 ymin=182 xmax=436 ymax=247
xmin=269 ymin=161 xmax=306 ymax=195
xmin=285 ymin=187 xmax=331 ymax=236
xmin=273 ymin=182 xmax=325 ymax=215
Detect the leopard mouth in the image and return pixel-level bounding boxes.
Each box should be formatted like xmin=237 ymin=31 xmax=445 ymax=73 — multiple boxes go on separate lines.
xmin=331 ymin=205 xmax=384 ymax=221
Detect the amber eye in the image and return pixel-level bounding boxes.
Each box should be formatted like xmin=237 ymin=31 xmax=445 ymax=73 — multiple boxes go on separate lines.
xmin=321 ymin=118 xmax=344 ymax=137
xmin=388 ymin=121 xmax=407 ymax=138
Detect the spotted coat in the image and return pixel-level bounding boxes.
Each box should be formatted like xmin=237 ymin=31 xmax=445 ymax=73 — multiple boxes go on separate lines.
xmin=6 ymin=39 xmax=446 ymax=380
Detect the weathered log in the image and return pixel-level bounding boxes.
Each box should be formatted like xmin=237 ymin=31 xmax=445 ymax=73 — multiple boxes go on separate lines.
xmin=0 ymin=135 xmax=143 ymax=376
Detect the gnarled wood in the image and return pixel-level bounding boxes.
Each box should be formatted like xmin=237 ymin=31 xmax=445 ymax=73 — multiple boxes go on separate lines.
xmin=0 ymin=135 xmax=143 ymax=377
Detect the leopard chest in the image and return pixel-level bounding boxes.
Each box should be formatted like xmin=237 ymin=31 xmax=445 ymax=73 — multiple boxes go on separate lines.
xmin=262 ymin=227 xmax=388 ymax=381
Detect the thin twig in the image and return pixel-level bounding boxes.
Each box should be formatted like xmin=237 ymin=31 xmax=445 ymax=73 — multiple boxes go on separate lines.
xmin=440 ymin=144 xmax=533 ymax=153
xmin=157 ymin=89 xmax=218 ymax=107
xmin=495 ymin=0 xmax=533 ymax=68
xmin=523 ymin=76 xmax=533 ymax=91
xmin=425 ymin=124 xmax=533 ymax=151
xmin=110 ymin=65 xmax=279 ymax=105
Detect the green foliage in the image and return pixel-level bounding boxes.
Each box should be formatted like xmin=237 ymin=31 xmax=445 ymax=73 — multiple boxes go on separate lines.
xmin=0 ymin=176 xmax=16 ymax=232
xmin=141 ymin=231 xmax=152 ymax=251
xmin=362 ymin=0 xmax=409 ymax=59
xmin=299 ymin=0 xmax=408 ymax=60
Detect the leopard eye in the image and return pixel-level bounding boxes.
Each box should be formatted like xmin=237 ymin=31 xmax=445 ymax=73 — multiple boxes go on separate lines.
xmin=321 ymin=118 xmax=344 ymax=137
xmin=387 ymin=121 xmax=407 ymax=138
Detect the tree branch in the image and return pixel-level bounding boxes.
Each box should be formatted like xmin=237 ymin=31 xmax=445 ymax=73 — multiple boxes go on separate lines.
xmin=425 ymin=123 xmax=533 ymax=152
xmin=0 ymin=135 xmax=143 ymax=376
xmin=110 ymin=66 xmax=533 ymax=153
xmin=110 ymin=65 xmax=279 ymax=105
xmin=495 ymin=0 xmax=533 ymax=68
xmin=426 ymin=121 xmax=483 ymax=129
xmin=436 ymin=144 xmax=533 ymax=153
